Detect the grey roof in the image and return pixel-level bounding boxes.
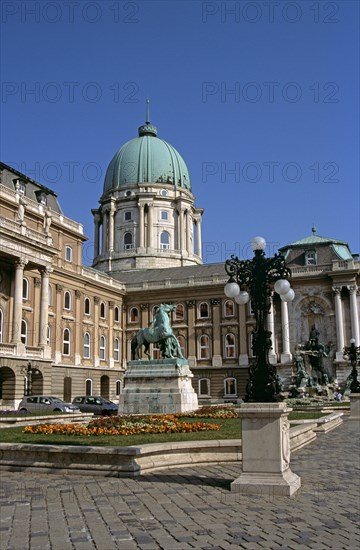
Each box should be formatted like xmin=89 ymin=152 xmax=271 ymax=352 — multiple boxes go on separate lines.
xmin=110 ymin=262 xmax=227 ymax=286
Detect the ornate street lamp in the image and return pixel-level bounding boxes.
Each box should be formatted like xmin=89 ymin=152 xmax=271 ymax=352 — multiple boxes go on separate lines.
xmin=224 ymin=236 xmax=295 ymax=402
xmin=343 ymin=339 xmax=360 ymax=393
xmin=21 ymin=361 xmax=40 ymax=396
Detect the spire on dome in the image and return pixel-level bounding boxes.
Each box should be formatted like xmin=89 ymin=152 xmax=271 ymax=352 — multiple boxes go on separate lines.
xmin=138 ymin=99 xmax=157 ymax=137
xmin=146 ymin=98 xmax=150 ymax=124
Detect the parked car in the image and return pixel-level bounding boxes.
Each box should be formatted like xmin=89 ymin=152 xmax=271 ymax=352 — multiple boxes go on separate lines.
xmin=72 ymin=396 xmax=118 ymax=415
xmin=18 ymin=395 xmax=80 ymax=414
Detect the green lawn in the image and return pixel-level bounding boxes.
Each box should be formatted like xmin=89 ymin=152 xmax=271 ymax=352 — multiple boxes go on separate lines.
xmin=0 ymin=410 xmax=332 ymax=447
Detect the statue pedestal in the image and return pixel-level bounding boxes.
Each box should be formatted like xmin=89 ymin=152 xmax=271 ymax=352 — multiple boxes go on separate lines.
xmin=119 ymin=359 xmax=198 ymax=415
xmin=231 ymin=403 xmax=301 ymax=497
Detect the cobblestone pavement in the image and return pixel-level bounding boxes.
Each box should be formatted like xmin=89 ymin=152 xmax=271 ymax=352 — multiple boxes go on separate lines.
xmin=1 ymin=419 xmax=359 ymax=550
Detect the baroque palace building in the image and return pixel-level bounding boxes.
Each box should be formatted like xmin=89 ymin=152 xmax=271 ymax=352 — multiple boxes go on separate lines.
xmin=0 ymin=115 xmax=359 ymax=408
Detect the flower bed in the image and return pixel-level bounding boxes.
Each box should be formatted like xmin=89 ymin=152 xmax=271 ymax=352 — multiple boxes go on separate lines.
xmin=24 ymin=414 xmax=220 ymax=437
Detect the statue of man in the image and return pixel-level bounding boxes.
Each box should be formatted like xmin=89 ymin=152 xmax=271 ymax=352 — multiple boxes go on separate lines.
xmin=43 ymin=210 xmax=52 ymax=235
xmin=16 ymin=196 xmax=25 ymax=224
xmin=309 ymin=324 xmax=320 ymax=347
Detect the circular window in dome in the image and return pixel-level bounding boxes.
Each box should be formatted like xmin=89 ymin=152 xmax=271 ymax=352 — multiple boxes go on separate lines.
xmin=125 ymin=190 xmax=132 ymax=197
xmin=160 ymin=189 xmax=168 ymax=197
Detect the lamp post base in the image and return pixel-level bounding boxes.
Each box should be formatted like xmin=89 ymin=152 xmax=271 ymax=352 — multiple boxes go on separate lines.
xmin=232 ymin=402 xmax=301 ymax=497
xmin=348 ymin=393 xmax=360 ymax=421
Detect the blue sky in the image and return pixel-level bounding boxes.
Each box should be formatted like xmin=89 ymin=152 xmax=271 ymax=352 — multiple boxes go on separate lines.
xmin=1 ymin=0 xmax=359 ymax=264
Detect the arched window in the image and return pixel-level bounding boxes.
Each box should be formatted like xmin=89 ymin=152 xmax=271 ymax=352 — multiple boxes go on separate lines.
xmin=84 ymin=297 xmax=91 ymax=315
xmin=48 ymin=285 xmax=53 ymax=306
xmin=199 ymin=378 xmax=210 ymax=396
xmin=114 ymin=337 xmax=120 ymax=361
xmin=199 ymin=334 xmax=210 ymax=359
xmin=22 ymin=278 xmax=29 ymax=300
xmin=85 ymin=379 xmax=92 ymax=395
xmin=174 ymin=303 xmax=185 ymax=321
xmin=116 ymin=380 xmax=122 ymax=395
xmin=83 ymin=332 xmax=91 ymax=359
xmin=99 ymin=335 xmax=106 ymax=360
xmin=124 ymin=232 xmax=133 ymax=250
xmin=63 ymin=328 xmax=70 ymax=355
xmin=114 ymin=306 xmax=120 ymax=322
xmin=0 ymin=309 xmax=3 ymax=343
xmin=151 ymin=305 xmax=159 ymax=320
xmin=199 ymin=302 xmax=209 ymax=319
xmin=64 ymin=291 xmax=71 ymax=310
xmin=160 ymin=231 xmax=170 ymax=250
xmin=65 ymin=246 xmax=73 ymax=262
xmin=224 ymin=300 xmax=235 ymax=317
xmin=21 ymin=319 xmax=27 ymax=345
xmin=224 ymin=377 xmax=237 ymax=396
xmin=224 ymin=333 xmax=236 ymax=358
xmin=129 ymin=307 xmax=139 ymax=323
xmin=65 ymin=245 xmax=73 ymax=262
xmin=177 ymin=334 xmax=186 ymax=357
xmin=100 ymin=302 xmax=106 ymax=319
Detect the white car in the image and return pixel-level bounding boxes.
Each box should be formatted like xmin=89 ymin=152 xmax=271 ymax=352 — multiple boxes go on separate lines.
xmin=18 ymin=395 xmax=80 ymax=414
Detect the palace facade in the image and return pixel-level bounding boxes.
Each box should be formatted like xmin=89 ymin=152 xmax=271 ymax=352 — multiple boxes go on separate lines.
xmin=0 ymin=116 xmax=359 ymax=408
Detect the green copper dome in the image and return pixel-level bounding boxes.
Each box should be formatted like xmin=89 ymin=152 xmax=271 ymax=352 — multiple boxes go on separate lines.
xmin=103 ymin=119 xmax=191 ymax=193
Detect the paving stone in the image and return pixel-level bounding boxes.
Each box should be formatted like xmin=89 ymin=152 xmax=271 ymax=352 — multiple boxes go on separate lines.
xmin=1 ymin=419 xmax=359 ymax=549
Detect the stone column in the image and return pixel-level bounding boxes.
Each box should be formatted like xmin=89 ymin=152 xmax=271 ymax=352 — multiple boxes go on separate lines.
xmin=12 ymin=259 xmax=27 ymax=344
xmin=139 ymin=204 xmax=145 ymax=248
xmin=238 ymin=303 xmax=248 ymax=366
xmin=211 ymin=299 xmax=222 ymax=367
xmin=186 ymin=211 xmax=192 ymax=255
xmin=267 ymin=293 xmax=277 ymax=364
xmin=93 ymin=212 xmax=100 ymax=258
xmin=147 ymin=204 xmax=153 ymax=249
xmin=186 ymin=301 xmax=197 ymax=368
xmin=195 ymin=217 xmax=202 ymax=258
xmin=74 ymin=290 xmax=81 ymax=365
xmin=33 ymin=277 xmax=41 ymax=347
xmin=109 ymin=301 xmax=114 ymax=368
xmin=348 ymin=285 xmax=360 ymax=346
xmin=280 ymin=300 xmax=292 ymax=363
xmin=178 ymin=209 xmax=184 ymax=251
xmin=101 ymin=209 xmax=108 ymax=255
xmin=333 ymin=287 xmax=345 ymax=360
xmin=54 ymin=284 xmax=63 ymax=363
xmin=108 ymin=203 xmax=115 ymax=253
xmin=39 ymin=267 xmax=51 ymax=346
xmin=94 ymin=296 xmax=100 ymax=367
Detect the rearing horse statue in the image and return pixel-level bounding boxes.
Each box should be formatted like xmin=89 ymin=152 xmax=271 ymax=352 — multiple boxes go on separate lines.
xmin=131 ymin=303 xmax=184 ymax=360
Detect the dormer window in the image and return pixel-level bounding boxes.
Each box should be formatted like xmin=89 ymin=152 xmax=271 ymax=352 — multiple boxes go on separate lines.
xmin=305 ymin=250 xmax=317 ymax=265
xmin=35 ymin=190 xmax=47 ymax=205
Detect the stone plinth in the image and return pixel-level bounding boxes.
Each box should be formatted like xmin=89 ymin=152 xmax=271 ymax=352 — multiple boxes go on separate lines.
xmin=348 ymin=393 xmax=360 ymax=421
xmin=231 ymin=402 xmax=301 ymax=497
xmin=119 ymin=359 xmax=198 ymax=415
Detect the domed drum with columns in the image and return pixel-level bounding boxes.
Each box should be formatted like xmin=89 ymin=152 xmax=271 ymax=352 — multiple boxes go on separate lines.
xmin=92 ymin=109 xmax=204 ymax=272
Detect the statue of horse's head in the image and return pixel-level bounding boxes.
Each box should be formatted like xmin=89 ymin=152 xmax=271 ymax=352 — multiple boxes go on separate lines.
xmin=158 ymin=303 xmax=176 ymax=314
